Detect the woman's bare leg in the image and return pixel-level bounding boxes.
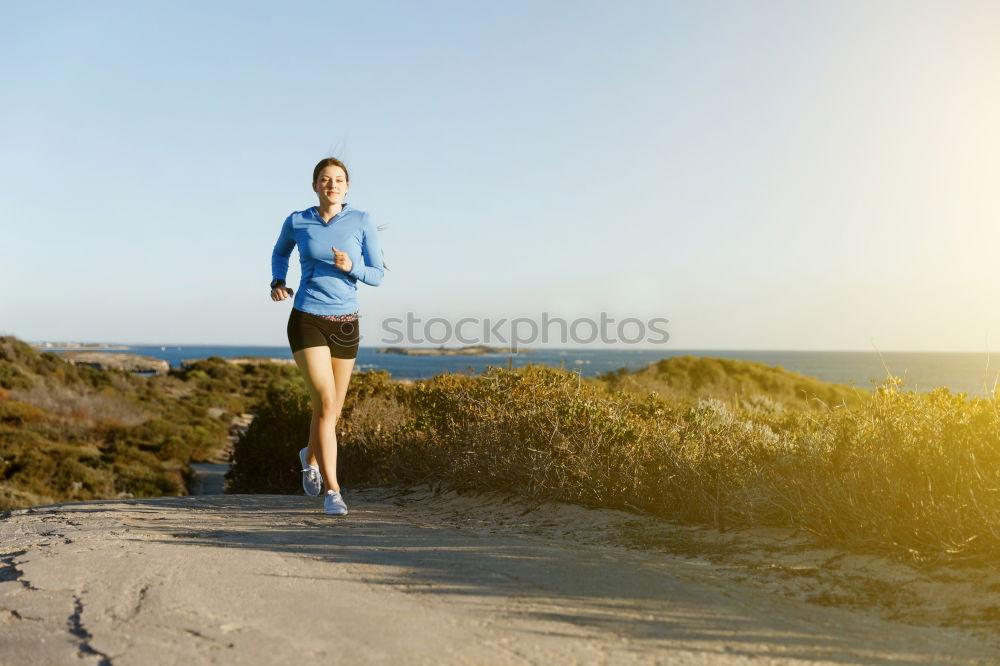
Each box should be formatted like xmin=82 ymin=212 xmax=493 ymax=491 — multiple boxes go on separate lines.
xmin=307 ymin=410 xmax=320 ymax=466
xmin=305 ymin=356 xmax=356 ymax=466
xmin=331 ymin=355 xmax=356 ymax=421
xmin=293 ymin=346 xmax=343 ymax=492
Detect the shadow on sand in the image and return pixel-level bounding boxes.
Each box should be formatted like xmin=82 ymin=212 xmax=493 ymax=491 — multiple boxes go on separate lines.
xmin=12 ymin=493 xmax=991 ymax=665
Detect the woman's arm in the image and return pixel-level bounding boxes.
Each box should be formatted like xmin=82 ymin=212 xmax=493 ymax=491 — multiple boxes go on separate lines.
xmin=271 ymin=214 xmax=296 ymax=284
xmin=346 ymin=212 xmax=385 ymax=287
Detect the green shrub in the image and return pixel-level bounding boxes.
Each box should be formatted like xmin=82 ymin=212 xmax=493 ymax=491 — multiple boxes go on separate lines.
xmin=600 ymin=355 xmax=866 ymax=410
xmin=0 ymin=335 xmax=291 ymax=508
xmin=0 ymin=363 xmax=33 ymax=390
xmin=0 ymin=401 xmax=47 ymax=425
xmin=226 ymin=384 xmax=312 ymax=493
xmin=233 ymin=363 xmax=1000 ymax=564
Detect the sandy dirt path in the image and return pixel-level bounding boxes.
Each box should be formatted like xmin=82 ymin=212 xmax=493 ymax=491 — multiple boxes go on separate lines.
xmin=1 ymin=490 xmax=997 ymax=665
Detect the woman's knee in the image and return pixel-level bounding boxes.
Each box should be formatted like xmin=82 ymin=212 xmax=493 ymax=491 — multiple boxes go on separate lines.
xmin=316 ymin=392 xmax=339 ymax=416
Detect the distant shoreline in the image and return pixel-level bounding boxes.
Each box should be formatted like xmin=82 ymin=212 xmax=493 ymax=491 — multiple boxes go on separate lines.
xmin=32 ymin=343 xmax=132 ymax=351
xmin=378 ymin=345 xmax=532 ymax=356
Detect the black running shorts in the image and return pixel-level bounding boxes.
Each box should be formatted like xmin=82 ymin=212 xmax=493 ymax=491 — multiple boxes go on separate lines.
xmin=286 ymin=308 xmax=360 ymax=359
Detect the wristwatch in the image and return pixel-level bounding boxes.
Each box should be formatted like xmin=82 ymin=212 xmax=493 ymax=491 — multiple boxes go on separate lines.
xmin=270 ymin=278 xmax=286 ymax=289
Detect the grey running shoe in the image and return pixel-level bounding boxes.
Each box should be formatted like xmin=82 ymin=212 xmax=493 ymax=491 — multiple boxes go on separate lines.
xmin=324 ymin=490 xmax=349 ymax=516
xmin=298 ymin=447 xmax=322 ymax=496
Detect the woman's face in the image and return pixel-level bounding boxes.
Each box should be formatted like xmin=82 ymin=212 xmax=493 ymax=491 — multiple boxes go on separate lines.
xmin=313 ymin=165 xmax=348 ymax=207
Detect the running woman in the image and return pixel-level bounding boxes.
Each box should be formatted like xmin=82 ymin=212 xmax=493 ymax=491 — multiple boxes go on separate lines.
xmin=270 ymin=157 xmax=385 ymax=515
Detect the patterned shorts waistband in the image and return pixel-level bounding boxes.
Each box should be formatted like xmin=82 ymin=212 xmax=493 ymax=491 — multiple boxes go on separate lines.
xmin=310 ymin=311 xmax=359 ymax=322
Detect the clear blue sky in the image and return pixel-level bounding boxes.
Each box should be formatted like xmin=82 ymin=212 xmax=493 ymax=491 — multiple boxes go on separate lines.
xmin=3 ymin=1 xmax=999 ymax=350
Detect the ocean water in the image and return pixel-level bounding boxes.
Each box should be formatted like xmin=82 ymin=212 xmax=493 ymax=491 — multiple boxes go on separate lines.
xmin=46 ymin=345 xmax=1000 ymax=397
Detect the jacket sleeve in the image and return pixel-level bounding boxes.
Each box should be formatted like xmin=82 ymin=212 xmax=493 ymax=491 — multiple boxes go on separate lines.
xmin=346 ymin=212 xmax=385 ymax=287
xmin=271 ymin=215 xmax=295 ymax=282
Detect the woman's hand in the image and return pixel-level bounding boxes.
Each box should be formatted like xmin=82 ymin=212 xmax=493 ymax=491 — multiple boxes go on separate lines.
xmin=332 ymin=247 xmax=353 ymax=273
xmin=271 ymin=286 xmax=292 ymax=302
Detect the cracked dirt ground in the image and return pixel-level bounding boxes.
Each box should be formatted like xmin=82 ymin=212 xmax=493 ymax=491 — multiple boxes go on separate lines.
xmin=1 ymin=490 xmax=998 ymax=665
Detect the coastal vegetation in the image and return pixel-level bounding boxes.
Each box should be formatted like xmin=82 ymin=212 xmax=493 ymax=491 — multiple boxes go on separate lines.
xmin=5 ymin=332 xmax=998 ymax=565
xmin=233 ymin=359 xmax=999 ymax=565
xmin=598 ymin=354 xmax=868 ymax=410
xmin=0 ymin=336 xmax=298 ymax=509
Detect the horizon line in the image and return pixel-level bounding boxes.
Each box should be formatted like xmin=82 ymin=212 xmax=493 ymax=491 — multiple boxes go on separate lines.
xmin=21 ymin=340 xmax=1000 ymax=355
